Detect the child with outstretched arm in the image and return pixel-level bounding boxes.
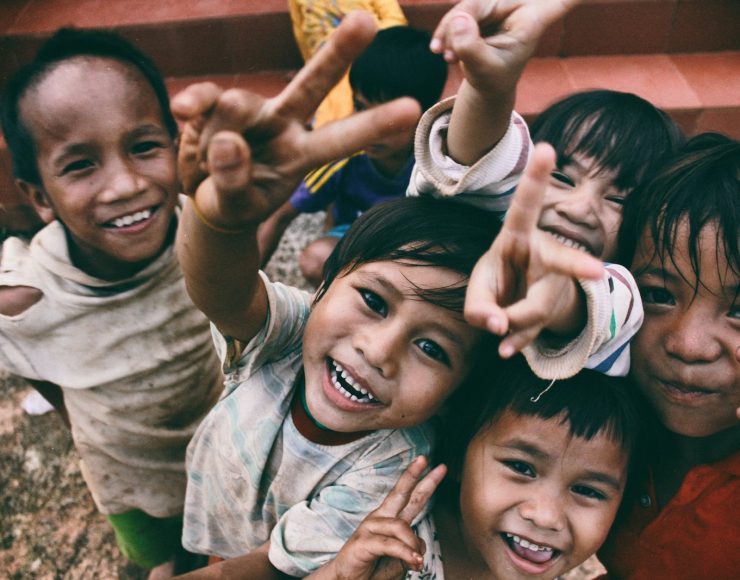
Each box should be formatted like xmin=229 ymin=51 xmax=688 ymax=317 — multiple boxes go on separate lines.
xmin=170 ymin=12 xmax=601 ymax=578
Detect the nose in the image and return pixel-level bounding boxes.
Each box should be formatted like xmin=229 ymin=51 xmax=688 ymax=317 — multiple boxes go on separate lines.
xmin=555 ymin=184 xmax=600 ymax=228
xmin=665 ymin=305 xmax=721 ymax=363
xmin=354 ymin=320 xmax=403 ymax=378
xmin=518 ymin=490 xmax=566 ymax=532
xmin=101 ymin=156 xmax=147 ymax=202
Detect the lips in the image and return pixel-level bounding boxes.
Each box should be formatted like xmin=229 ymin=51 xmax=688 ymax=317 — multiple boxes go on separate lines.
xmin=658 ymin=379 xmax=719 ymax=403
xmin=544 ymin=229 xmax=595 ymax=256
xmin=103 ymin=205 xmax=158 ymax=229
xmin=323 ymin=358 xmax=382 ymax=411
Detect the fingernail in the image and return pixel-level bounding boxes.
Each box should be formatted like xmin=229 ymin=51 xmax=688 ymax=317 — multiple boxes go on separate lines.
xmin=429 ymin=38 xmax=441 ymax=52
xmin=500 ymin=343 xmax=515 ymax=358
xmin=210 ymin=138 xmax=241 ymax=169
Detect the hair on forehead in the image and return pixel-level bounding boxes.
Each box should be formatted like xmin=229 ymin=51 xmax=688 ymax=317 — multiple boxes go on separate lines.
xmin=531 ymin=90 xmax=683 ymax=192
xmin=618 ymin=132 xmax=740 ymax=289
xmin=315 ymin=196 xmax=501 ymax=312
xmin=1 ymin=27 xmax=177 ymax=187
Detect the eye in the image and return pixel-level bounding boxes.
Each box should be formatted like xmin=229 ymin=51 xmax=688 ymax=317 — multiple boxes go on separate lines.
xmin=550 ymin=170 xmax=575 ymax=188
xmin=729 ymin=305 xmax=740 ymax=320
xmin=605 ymin=194 xmax=627 ymax=206
xmin=414 ymin=338 xmax=450 ymax=366
xmin=503 ymin=460 xmax=536 ymax=478
xmin=61 ymin=159 xmax=94 ymax=175
xmin=572 ymin=484 xmax=607 ymax=501
xmin=132 ymin=140 xmax=165 ymax=155
xmin=359 ymin=288 xmax=387 ymax=316
xmin=640 ymin=286 xmax=675 ymax=306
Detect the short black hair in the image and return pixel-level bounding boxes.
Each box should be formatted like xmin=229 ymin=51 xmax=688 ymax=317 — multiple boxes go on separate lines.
xmin=441 ymin=354 xmax=653 ymax=518
xmin=348 ymin=26 xmax=447 ymax=112
xmin=618 ymin=132 xmax=740 ymax=288
xmin=531 ymin=90 xmax=684 ymax=193
xmin=316 ymin=196 xmax=501 ymax=313
xmin=1 ymin=27 xmax=177 ymax=187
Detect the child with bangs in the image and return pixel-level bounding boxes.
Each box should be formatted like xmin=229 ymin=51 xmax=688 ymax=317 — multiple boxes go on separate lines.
xmin=309 ymin=353 xmax=652 ymax=580
xmin=596 ymin=132 xmax=740 ymax=579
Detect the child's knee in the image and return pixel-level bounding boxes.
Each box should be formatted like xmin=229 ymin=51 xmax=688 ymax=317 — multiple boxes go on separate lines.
xmin=300 ymin=237 xmax=338 ymax=285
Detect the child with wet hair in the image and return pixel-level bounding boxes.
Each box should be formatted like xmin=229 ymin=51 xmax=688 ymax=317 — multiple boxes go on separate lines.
xmin=0 ymin=28 xmax=223 ymax=576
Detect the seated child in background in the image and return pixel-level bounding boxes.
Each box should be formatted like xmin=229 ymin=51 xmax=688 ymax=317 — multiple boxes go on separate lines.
xmin=409 ymin=0 xmax=683 ymax=377
xmin=0 ymin=29 xmax=222 ymax=575
xmin=258 ymin=25 xmax=448 ymax=285
xmin=288 ymin=0 xmax=408 ymax=128
xmin=597 ymin=133 xmax=740 ymax=578
xmin=312 ymin=353 xmax=652 ymax=580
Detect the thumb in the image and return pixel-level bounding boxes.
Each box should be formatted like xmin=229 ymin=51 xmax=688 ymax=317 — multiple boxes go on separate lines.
xmin=206 ymin=131 xmax=253 ymax=197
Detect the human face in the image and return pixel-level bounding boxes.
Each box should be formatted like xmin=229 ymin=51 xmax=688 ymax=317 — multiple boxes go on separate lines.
xmin=353 ymin=92 xmax=414 ymax=167
xmin=630 ymin=221 xmax=740 ymax=437
xmin=20 ymin=57 xmax=178 ymax=280
xmin=459 ymin=411 xmax=627 ymax=580
xmin=538 ymin=155 xmax=626 ymax=260
xmin=302 ymin=260 xmax=481 ymax=432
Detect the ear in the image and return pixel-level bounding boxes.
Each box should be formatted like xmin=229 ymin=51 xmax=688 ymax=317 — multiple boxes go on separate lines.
xmin=16 ymin=179 xmax=56 ymax=224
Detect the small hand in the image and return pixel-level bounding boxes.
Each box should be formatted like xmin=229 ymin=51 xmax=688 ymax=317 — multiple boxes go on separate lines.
xmin=171 ymin=11 xmax=421 ymax=230
xmin=464 ymin=143 xmax=603 ymax=357
xmin=320 ymin=456 xmax=446 ymax=580
xmin=430 ymin=0 xmax=582 ymax=96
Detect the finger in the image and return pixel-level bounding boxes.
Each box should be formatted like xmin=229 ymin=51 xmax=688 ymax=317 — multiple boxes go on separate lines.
xmin=362 ymin=518 xmax=424 ymax=555
xmin=373 ymin=456 xmax=429 ymax=518
xmin=301 ymin=97 xmax=421 ymax=170
xmin=503 ymin=143 xmax=556 ymax=236
xmin=206 ymin=131 xmax=253 ymax=196
xmin=430 ymin=0 xmax=492 ymax=54
xmin=464 ymin=256 xmax=509 ymax=335
xmin=540 ymin=240 xmax=604 ymax=281
xmin=170 ymin=81 xmax=223 ymax=121
xmin=360 ymin=536 xmax=424 ymax=572
xmin=270 ymin=11 xmax=377 ymax=122
xmin=397 ymin=464 xmax=447 ymax=524
xmin=498 ymin=302 xmax=549 ymax=358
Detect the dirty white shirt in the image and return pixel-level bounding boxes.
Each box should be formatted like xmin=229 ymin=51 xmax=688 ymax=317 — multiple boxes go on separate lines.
xmin=0 ymin=221 xmax=222 ymax=516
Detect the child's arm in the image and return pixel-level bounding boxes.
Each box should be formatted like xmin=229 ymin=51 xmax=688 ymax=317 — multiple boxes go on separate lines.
xmin=464 ymin=144 xmax=603 ymax=359
xmin=431 ymin=0 xmax=582 ymax=165
xmin=307 ymin=456 xmax=446 ymax=580
xmin=172 ymin=12 xmax=420 ymax=343
xmin=257 ymin=201 xmax=300 ymax=268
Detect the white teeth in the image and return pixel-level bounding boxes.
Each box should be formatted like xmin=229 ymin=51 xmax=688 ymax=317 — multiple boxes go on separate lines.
xmin=111 ymin=208 xmax=152 ymax=228
xmin=506 ymin=533 xmax=554 ymax=553
xmin=330 ymin=360 xmax=376 ymax=403
xmin=550 ymin=232 xmax=588 ymax=253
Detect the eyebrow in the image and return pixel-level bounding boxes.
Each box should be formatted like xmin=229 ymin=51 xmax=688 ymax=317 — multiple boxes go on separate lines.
xmin=579 ymin=470 xmax=623 ymax=492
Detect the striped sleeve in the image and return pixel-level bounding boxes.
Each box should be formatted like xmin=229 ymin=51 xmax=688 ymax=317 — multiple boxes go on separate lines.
xmin=522 ymin=264 xmax=644 ymax=379
xmin=407 ymin=96 xmax=533 ymax=217
xmin=289 ymin=156 xmax=353 ymax=213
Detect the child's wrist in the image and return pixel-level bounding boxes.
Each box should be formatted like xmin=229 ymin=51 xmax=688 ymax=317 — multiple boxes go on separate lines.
xmin=189 ymin=198 xmax=255 ymax=235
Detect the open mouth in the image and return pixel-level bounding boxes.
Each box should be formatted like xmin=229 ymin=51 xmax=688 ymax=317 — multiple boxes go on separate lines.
xmin=546 ymin=231 xmax=594 ymax=256
xmin=328 ymin=359 xmax=379 ymax=405
xmin=103 ymin=206 xmax=157 ymax=229
xmin=503 ymin=532 xmax=559 ymax=565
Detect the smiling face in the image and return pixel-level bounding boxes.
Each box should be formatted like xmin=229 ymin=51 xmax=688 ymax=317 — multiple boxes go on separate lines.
xmin=538 ymin=155 xmax=626 ymax=261
xmin=302 ymin=260 xmax=481 ymax=432
xmin=458 ymin=411 xmax=627 ymax=580
xmin=19 ymin=57 xmax=178 ymax=280
xmin=630 ymin=221 xmax=740 ymax=437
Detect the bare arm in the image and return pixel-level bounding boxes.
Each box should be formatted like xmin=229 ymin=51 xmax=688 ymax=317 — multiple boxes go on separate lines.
xmin=172 ymin=12 xmax=420 ymax=343
xmin=175 ymin=543 xmax=292 ymax=580
xmin=257 ymin=201 xmax=300 ymax=268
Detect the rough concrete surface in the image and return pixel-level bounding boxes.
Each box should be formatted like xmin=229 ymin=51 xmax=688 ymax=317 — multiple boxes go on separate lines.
xmin=0 ymin=212 xmax=603 ymax=578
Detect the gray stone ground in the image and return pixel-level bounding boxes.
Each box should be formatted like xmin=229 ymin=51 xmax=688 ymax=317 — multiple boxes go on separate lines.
xmin=0 ymin=212 xmax=603 ymax=578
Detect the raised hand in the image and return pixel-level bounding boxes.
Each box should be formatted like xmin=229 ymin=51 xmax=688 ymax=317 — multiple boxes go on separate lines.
xmin=464 ymin=143 xmax=604 ymax=357
xmin=309 ymin=456 xmax=447 ymax=580
xmin=171 ymin=11 xmax=421 ymax=231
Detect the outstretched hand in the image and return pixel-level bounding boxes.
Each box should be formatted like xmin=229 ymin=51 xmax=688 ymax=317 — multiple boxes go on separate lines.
xmin=430 ymin=0 xmax=582 ymax=96
xmin=310 ymin=456 xmax=447 ymax=580
xmin=171 ymin=11 xmax=421 ymax=231
xmin=464 ymin=143 xmax=604 ymax=358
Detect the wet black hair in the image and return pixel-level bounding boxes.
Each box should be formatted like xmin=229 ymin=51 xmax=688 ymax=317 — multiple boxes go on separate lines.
xmin=618 ymin=132 xmax=740 ymax=289
xmin=348 ymin=26 xmax=447 ymax=112
xmin=315 ymin=196 xmax=501 ymax=314
xmin=1 ymin=27 xmax=178 ymax=187
xmin=441 ymin=354 xmax=654 ymax=518
xmin=531 ymin=90 xmax=684 ymax=193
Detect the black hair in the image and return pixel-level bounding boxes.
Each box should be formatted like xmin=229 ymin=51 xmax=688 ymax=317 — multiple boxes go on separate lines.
xmin=441 ymin=354 xmax=654 ymax=518
xmin=531 ymin=90 xmax=684 ymax=193
xmin=316 ymin=196 xmax=501 ymax=313
xmin=1 ymin=27 xmax=177 ymax=187
xmin=348 ymin=26 xmax=447 ymax=112
xmin=618 ymin=132 xmax=740 ymax=289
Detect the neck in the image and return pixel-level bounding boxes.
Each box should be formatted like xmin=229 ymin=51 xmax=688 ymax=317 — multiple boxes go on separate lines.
xmin=662 ymin=423 xmax=740 ymax=469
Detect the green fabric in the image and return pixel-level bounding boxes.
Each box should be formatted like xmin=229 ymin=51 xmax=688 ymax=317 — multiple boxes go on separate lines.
xmin=106 ymin=510 xmax=183 ymax=569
